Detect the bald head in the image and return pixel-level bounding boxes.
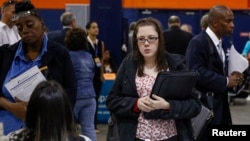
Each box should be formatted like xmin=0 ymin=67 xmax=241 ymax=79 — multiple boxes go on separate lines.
xmin=208 ymin=5 xmax=232 ymax=26
xmin=208 ymin=5 xmax=234 ymax=38
xmin=168 ymin=15 xmax=181 ymax=28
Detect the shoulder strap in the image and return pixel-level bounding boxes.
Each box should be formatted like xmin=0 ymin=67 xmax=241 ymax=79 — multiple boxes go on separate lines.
xmin=203 ymin=34 xmax=214 ymax=111
xmin=206 ymin=92 xmax=214 ymax=113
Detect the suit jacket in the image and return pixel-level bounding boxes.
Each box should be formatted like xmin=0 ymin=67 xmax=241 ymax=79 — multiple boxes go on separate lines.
xmin=0 ymin=40 xmax=77 ymax=107
xmin=47 ymin=28 xmax=71 ymax=47
xmin=163 ymin=26 xmax=193 ymax=56
xmin=185 ymin=31 xmax=232 ymax=125
xmin=106 ymin=53 xmax=201 ymax=141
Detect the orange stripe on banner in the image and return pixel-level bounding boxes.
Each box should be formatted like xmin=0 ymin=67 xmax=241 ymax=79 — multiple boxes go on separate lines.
xmin=123 ymin=0 xmax=250 ymax=10
xmin=1 ymin=0 xmax=249 ymax=10
xmin=0 ymin=0 xmax=90 ymax=9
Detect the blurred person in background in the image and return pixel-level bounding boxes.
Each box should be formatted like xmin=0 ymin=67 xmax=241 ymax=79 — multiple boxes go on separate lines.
xmin=200 ymin=13 xmax=209 ymax=30
xmin=122 ymin=21 xmax=136 ymax=58
xmin=8 ymin=80 xmax=91 ymax=141
xmin=0 ymin=0 xmax=20 ymax=46
xmin=102 ymin=49 xmax=117 ymax=74
xmin=242 ymin=33 xmax=250 ymax=60
xmin=65 ymin=27 xmax=97 ymax=141
xmin=48 ymin=11 xmax=76 ymax=47
xmin=180 ymin=23 xmax=193 ymax=34
xmin=163 ymin=15 xmax=193 ymax=56
xmin=86 ymin=21 xmax=105 ymax=133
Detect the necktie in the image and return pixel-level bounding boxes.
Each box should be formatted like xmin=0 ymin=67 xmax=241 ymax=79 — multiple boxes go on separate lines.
xmin=217 ymin=41 xmax=224 ymax=62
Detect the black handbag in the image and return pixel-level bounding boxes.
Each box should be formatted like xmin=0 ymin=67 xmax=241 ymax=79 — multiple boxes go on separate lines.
xmin=191 ymin=92 xmax=214 ymax=141
xmin=106 ymin=114 xmax=120 ymax=141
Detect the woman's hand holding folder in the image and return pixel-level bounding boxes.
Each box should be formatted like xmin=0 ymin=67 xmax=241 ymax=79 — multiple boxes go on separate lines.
xmin=137 ymin=95 xmax=170 ymax=112
xmin=150 ymin=94 xmax=170 ymax=110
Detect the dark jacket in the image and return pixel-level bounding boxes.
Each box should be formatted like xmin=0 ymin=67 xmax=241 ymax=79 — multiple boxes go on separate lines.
xmin=185 ymin=31 xmax=232 ymax=125
xmin=0 ymin=41 xmax=77 ymax=107
xmin=47 ymin=28 xmax=71 ymax=47
xmin=163 ymin=26 xmax=193 ymax=56
xmin=106 ymin=53 xmax=201 ymax=141
xmin=86 ymin=40 xmax=104 ymax=96
xmin=69 ymin=50 xmax=96 ymax=99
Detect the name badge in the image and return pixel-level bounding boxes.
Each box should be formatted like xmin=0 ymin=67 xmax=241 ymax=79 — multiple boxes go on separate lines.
xmin=94 ymin=57 xmax=102 ymax=67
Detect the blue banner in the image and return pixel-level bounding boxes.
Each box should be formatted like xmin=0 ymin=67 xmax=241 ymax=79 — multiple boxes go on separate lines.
xmin=97 ymin=80 xmax=114 ymax=123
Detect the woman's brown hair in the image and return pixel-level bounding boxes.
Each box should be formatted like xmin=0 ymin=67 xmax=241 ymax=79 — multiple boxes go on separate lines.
xmin=132 ymin=17 xmax=168 ymax=77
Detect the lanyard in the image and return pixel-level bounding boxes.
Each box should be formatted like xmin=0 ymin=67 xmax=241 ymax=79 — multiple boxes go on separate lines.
xmin=87 ymin=36 xmax=99 ymax=57
xmin=94 ymin=43 xmax=99 ymax=57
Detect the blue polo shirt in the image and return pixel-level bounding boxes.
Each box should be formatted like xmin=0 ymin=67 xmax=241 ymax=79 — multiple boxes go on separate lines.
xmin=0 ymin=35 xmax=48 ymax=135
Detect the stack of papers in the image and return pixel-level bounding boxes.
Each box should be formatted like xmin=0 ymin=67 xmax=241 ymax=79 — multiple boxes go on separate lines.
xmin=5 ymin=65 xmax=46 ymax=102
xmin=228 ymin=44 xmax=248 ymax=75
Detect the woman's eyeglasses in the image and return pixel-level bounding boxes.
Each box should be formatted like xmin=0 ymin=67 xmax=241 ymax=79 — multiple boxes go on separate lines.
xmin=137 ymin=36 xmax=159 ymax=44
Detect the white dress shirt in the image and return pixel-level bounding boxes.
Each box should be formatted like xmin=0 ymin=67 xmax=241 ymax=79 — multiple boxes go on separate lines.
xmin=206 ymin=27 xmax=225 ymax=63
xmin=0 ymin=21 xmax=20 ymax=46
xmin=206 ymin=27 xmax=229 ymax=85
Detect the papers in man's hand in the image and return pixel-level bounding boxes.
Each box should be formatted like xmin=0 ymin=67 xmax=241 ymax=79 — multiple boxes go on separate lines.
xmin=5 ymin=65 xmax=46 ymax=102
xmin=228 ymin=44 xmax=249 ymax=75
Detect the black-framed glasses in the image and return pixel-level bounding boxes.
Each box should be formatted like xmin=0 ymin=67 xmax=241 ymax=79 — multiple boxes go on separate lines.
xmin=137 ymin=36 xmax=158 ymax=44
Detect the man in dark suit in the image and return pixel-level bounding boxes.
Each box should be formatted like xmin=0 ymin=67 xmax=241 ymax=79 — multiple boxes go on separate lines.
xmin=186 ymin=5 xmax=244 ymax=141
xmin=163 ymin=15 xmax=193 ymax=56
xmin=47 ymin=11 xmax=76 ymax=47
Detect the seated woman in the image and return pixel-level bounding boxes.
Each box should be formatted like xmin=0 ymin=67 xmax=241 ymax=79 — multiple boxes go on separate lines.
xmin=102 ymin=49 xmax=117 ymax=74
xmin=8 ymin=80 xmax=91 ymax=141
